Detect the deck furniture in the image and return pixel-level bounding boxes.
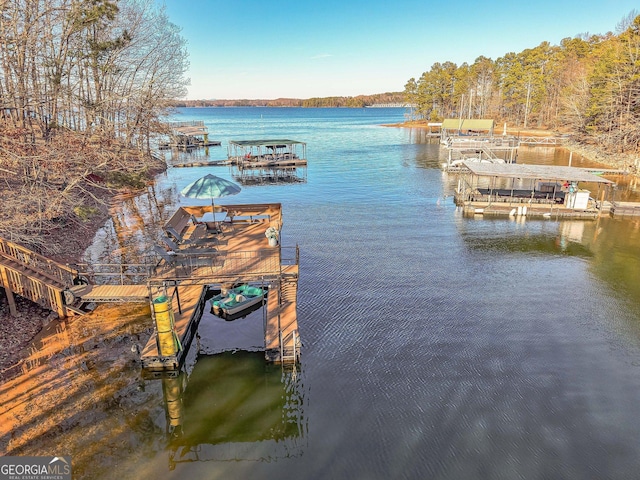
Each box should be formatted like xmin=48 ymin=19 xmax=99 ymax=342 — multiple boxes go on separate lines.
xmin=161 ymin=236 xmax=181 ymax=252
xmin=152 ymin=245 xmax=186 ymax=271
xmin=164 ymin=207 xmax=216 ymax=244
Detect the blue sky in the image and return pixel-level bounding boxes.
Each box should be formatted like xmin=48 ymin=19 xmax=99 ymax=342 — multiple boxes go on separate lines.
xmin=157 ymin=0 xmax=638 ymax=100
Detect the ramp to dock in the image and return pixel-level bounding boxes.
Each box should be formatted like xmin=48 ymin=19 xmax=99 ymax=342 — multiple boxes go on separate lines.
xmin=0 ymin=238 xmax=78 ymax=317
xmin=69 ymin=284 xmax=151 ymax=303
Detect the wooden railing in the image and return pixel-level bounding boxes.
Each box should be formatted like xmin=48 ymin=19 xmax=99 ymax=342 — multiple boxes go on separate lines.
xmin=0 ymin=237 xmax=81 ymax=317
xmin=0 ymin=238 xmax=78 ymax=287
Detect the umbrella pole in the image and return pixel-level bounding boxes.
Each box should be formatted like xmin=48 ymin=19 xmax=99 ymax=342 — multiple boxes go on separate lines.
xmin=211 ymin=199 xmax=220 ymax=233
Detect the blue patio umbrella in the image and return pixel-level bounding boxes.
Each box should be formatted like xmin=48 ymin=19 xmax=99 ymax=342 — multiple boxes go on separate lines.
xmin=180 ymin=174 xmax=241 ymax=215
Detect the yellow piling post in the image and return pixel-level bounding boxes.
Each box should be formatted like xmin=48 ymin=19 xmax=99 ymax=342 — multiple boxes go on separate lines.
xmin=153 ymin=295 xmax=179 ymax=356
xmin=162 ymin=376 xmax=184 ymax=429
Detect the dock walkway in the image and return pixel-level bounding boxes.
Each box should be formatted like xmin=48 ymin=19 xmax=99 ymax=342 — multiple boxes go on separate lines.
xmin=69 ymin=284 xmax=151 ymax=303
xmin=140 ymin=284 xmax=207 ymax=371
xmin=0 ymin=238 xmax=78 ymax=317
xmin=0 ymin=203 xmax=301 ymax=370
xmin=611 ymin=201 xmax=640 ymax=217
xmin=265 ymin=265 xmax=300 ymax=362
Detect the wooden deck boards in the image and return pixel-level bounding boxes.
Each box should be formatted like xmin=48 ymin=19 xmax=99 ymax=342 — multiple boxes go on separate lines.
xmin=265 ymin=268 xmax=299 ymax=359
xmin=153 ymin=205 xmax=284 ymax=282
xmin=71 ymin=284 xmax=150 ymax=302
xmin=140 ymin=284 xmax=206 ymax=370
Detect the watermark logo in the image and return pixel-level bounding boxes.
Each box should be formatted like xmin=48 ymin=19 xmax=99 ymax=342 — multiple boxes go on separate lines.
xmin=0 ymin=456 xmax=71 ymax=480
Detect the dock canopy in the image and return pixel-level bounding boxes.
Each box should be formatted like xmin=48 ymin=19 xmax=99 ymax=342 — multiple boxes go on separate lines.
xmin=229 ymin=139 xmax=306 ymax=148
xmin=442 ymin=119 xmax=495 ymax=134
xmin=461 ymin=162 xmax=615 ymax=184
xmin=228 ymin=139 xmax=306 ymax=158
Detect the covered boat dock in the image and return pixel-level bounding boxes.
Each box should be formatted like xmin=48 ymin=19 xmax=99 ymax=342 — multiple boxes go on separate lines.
xmin=163 ymin=121 xmax=221 ymax=149
xmin=228 ymin=139 xmax=306 ymax=167
xmin=227 ymin=139 xmax=307 ymax=184
xmin=454 ymin=162 xmax=616 ymax=219
xmin=441 ymin=119 xmax=519 ymax=170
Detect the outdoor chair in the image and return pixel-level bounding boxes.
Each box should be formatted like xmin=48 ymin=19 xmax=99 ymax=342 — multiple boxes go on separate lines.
xmin=190 ymin=214 xmax=205 ymax=225
xmin=165 ymin=226 xmax=182 ymax=243
xmin=161 ymin=233 xmax=209 ymax=253
xmin=160 ymin=235 xmax=181 ymax=252
xmin=152 ymin=244 xmax=186 ymax=272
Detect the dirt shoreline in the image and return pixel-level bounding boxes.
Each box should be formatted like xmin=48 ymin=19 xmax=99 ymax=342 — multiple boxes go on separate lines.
xmin=0 ymin=183 xmax=160 ymax=375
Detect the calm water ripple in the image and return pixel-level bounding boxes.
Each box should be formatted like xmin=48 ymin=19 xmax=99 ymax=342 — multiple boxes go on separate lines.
xmin=28 ymin=108 xmax=640 ymax=479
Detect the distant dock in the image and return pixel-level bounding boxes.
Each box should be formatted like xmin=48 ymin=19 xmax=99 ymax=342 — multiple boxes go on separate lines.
xmin=227 ymin=139 xmax=308 ymax=184
xmin=162 ymin=121 xmax=221 ymax=149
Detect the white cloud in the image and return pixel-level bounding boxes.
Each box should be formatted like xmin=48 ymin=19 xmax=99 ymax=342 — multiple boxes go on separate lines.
xmin=310 ymin=53 xmax=333 ymax=60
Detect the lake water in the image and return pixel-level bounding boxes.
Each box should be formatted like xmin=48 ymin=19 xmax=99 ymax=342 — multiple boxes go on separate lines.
xmin=7 ymin=108 xmax=640 ymax=479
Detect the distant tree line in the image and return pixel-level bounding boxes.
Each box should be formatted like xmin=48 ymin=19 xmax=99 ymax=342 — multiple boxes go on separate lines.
xmin=0 ymin=0 xmax=189 ymax=152
xmin=404 ymin=11 xmax=640 ymax=153
xmin=173 ymin=92 xmax=405 ymax=108
xmin=175 ymin=98 xmax=303 ymax=107
xmin=302 ymin=92 xmax=405 ymax=107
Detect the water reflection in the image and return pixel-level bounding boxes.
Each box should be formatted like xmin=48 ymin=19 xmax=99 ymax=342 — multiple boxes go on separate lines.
xmin=159 ymin=353 xmax=306 ymax=467
xmin=457 ymin=218 xmax=594 ymax=258
xmin=80 ymin=183 xmax=183 ymax=283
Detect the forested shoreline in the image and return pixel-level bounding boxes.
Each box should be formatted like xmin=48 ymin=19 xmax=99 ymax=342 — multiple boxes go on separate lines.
xmin=0 ymin=0 xmax=187 ymax=255
xmin=173 ymin=92 xmax=406 ymax=108
xmin=403 ymin=11 xmax=640 ymax=156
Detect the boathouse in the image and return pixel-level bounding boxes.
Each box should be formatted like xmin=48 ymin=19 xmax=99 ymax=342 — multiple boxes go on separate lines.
xmin=164 ymin=121 xmax=221 ymax=149
xmin=441 ymin=118 xmax=495 ymax=139
xmin=453 ymin=162 xmax=616 ymax=218
xmin=227 ymin=139 xmax=307 ymax=184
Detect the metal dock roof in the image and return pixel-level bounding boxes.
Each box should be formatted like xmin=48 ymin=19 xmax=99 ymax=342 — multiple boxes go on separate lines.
xmin=462 ymin=162 xmax=615 ymax=184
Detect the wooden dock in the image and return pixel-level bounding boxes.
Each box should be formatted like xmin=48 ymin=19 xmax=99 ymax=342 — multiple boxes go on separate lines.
xmin=140 ymin=267 xmax=300 ymax=370
xmin=611 ymin=201 xmax=640 ymax=217
xmin=171 ymin=159 xmax=230 ymax=168
xmin=0 ymin=202 xmax=301 ymax=370
xmin=265 ymin=265 xmax=300 ymax=362
xmin=140 ymin=284 xmax=207 ymax=371
xmin=165 ymin=121 xmax=220 ymax=149
xmin=139 ymin=203 xmax=301 ymax=369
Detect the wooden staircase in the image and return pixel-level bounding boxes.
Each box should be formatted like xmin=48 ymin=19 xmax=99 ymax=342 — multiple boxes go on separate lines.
xmin=0 ymin=238 xmax=80 ymax=317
